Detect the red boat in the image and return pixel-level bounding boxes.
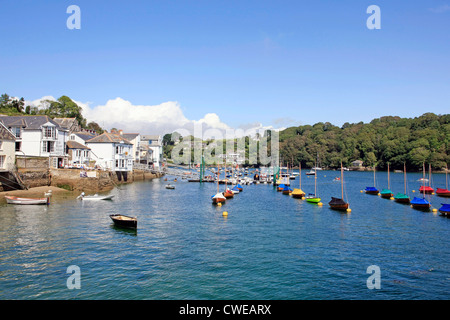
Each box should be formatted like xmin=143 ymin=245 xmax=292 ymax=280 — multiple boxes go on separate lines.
xmin=436 ymin=188 xmax=450 ymax=197
xmin=223 ymin=189 xmax=234 ymax=199
xmin=419 ymin=186 xmax=434 ymax=194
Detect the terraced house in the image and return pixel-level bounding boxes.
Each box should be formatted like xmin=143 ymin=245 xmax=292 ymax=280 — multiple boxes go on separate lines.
xmin=0 ymin=115 xmax=68 ymax=168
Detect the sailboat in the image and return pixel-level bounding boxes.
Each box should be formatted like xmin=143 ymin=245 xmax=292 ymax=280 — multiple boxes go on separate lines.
xmin=329 ymin=162 xmax=349 ymax=211
xmin=394 ymin=163 xmax=410 ymax=204
xmin=292 ymin=162 xmax=306 ymax=198
xmin=222 ymin=165 xmax=234 ymax=199
xmin=436 ymin=164 xmax=450 ymax=197
xmin=380 ymin=163 xmax=394 ymax=199
xmin=365 ymin=164 xmax=379 ymax=195
xmin=419 ymin=164 xmax=434 ymax=194
xmin=411 ymin=163 xmax=431 ymax=211
xmin=212 ymin=164 xmax=226 ymax=205
xmin=438 ymin=203 xmax=450 ymax=217
xmin=282 ymin=185 xmax=293 ymax=195
xmin=306 ymin=167 xmax=321 ymax=203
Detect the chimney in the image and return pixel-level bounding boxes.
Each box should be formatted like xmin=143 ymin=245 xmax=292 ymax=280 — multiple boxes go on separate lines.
xmin=119 ymin=130 xmax=123 ymax=135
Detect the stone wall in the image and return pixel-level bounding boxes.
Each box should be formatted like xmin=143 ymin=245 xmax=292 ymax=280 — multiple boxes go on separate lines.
xmin=16 ymin=156 xmax=49 ymax=169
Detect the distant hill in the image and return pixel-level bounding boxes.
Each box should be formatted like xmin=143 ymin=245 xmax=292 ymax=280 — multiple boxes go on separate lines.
xmin=278 ymin=113 xmax=450 ymax=171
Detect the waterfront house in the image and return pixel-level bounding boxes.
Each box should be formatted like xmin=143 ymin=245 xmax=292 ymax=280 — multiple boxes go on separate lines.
xmin=85 ymin=132 xmax=133 ymax=172
xmin=66 ymin=140 xmax=91 ymax=168
xmin=140 ymin=135 xmax=163 ymax=168
xmin=118 ymin=131 xmax=141 ymax=163
xmin=68 ymin=131 xmax=97 ymax=146
xmin=0 ymin=115 xmax=69 ymax=168
xmin=0 ymin=122 xmax=16 ymax=172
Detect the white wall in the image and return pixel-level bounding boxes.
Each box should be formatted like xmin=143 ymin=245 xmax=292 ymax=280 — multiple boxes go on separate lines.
xmin=0 ymin=140 xmax=15 ymax=170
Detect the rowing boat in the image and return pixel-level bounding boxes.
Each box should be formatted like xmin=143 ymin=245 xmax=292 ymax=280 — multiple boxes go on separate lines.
xmin=5 ymin=196 xmax=49 ymax=205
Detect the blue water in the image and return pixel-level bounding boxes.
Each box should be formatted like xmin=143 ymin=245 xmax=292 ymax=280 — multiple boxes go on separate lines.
xmin=0 ymin=170 xmax=449 ymax=300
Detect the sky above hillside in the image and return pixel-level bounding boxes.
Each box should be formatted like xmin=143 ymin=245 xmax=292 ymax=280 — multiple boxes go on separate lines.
xmin=1 ymin=0 xmax=449 ymax=136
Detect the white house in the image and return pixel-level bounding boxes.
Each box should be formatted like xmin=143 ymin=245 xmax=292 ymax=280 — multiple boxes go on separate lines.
xmin=0 ymin=115 xmax=69 ymax=168
xmin=68 ymin=132 xmax=97 ymax=146
xmin=0 ymin=122 xmax=16 ymax=172
xmin=85 ymin=132 xmax=133 ymax=172
xmin=66 ymin=140 xmax=91 ymax=168
xmin=119 ymin=132 xmax=141 ymax=163
xmin=141 ymin=135 xmax=163 ymax=168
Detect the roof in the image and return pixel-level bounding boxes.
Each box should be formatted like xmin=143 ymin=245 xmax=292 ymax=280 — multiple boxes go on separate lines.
xmin=0 ymin=115 xmax=63 ymax=130
xmin=54 ymin=118 xmax=78 ymax=129
xmin=141 ymin=135 xmax=161 ymax=141
xmin=0 ymin=122 xmax=16 ymax=141
xmin=72 ymin=132 xmax=97 ymax=141
xmin=121 ymin=133 xmax=139 ymax=141
xmin=86 ymin=132 xmax=132 ymax=144
xmin=67 ymin=140 xmax=90 ymax=150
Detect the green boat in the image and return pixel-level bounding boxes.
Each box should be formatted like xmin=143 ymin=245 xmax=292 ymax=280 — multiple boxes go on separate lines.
xmin=306 ymin=167 xmax=321 ymax=204
xmin=394 ymin=163 xmax=410 ymax=204
xmin=380 ymin=163 xmax=393 ymax=198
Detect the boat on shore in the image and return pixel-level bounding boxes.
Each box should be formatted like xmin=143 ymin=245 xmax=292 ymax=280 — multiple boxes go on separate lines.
xmin=5 ymin=196 xmax=49 ymax=205
xmin=109 ymin=214 xmax=137 ymax=229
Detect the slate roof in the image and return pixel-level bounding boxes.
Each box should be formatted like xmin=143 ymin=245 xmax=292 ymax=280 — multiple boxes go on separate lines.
xmin=72 ymin=132 xmax=97 ymax=142
xmin=86 ymin=132 xmax=132 ymax=144
xmin=54 ymin=118 xmax=78 ymax=130
xmin=67 ymin=140 xmax=90 ymax=150
xmin=0 ymin=115 xmax=63 ymax=130
xmin=0 ymin=122 xmax=16 ymax=141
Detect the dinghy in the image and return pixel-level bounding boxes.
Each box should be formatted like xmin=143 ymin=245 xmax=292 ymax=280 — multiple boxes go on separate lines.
xmin=110 ymin=214 xmax=137 ymax=229
xmin=77 ymin=192 xmax=114 ymax=200
xmin=5 ymin=196 xmax=49 ymax=205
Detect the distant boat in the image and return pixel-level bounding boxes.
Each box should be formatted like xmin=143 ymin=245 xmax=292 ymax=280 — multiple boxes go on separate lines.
xmin=277 ymin=184 xmax=285 ymax=192
xmin=231 ymin=186 xmax=240 ymax=194
xmin=436 ymin=164 xmax=450 ymax=197
xmin=110 ymin=214 xmax=137 ymax=229
xmin=329 ymin=163 xmax=349 ymax=211
xmin=438 ymin=203 xmax=450 ymax=216
xmin=380 ymin=163 xmax=393 ymax=199
xmin=165 ymin=184 xmax=175 ymax=189
xmin=365 ymin=165 xmax=379 ymax=195
xmin=419 ymin=164 xmax=434 ymax=194
xmin=5 ymin=196 xmax=49 ymax=205
xmin=77 ymin=192 xmax=114 ymax=200
xmin=292 ymin=163 xmax=305 ymax=199
xmin=212 ymin=192 xmax=226 ymax=204
xmin=306 ymin=167 xmax=321 ymax=204
xmin=305 ymin=170 xmax=316 ymax=176
xmin=394 ymin=163 xmax=410 ymax=204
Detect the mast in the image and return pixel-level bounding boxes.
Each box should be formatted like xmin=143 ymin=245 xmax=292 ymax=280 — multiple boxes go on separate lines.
xmin=387 ymin=162 xmax=390 ymax=190
xmin=404 ymin=162 xmax=407 ymax=194
xmin=446 ymin=164 xmax=448 ymax=190
xmin=299 ymin=161 xmax=302 ymax=189
xmin=373 ymin=163 xmax=376 ymax=187
xmin=341 ymin=161 xmax=344 ymax=199
xmin=217 ymin=163 xmax=220 ymax=194
xmin=422 ymin=162 xmax=425 ymax=198
xmin=314 ymin=166 xmax=317 ymax=196
xmin=429 ymin=163 xmax=432 ymax=188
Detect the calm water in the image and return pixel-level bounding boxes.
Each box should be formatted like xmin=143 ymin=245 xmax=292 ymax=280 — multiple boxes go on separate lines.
xmin=0 ymin=170 xmax=449 ymax=300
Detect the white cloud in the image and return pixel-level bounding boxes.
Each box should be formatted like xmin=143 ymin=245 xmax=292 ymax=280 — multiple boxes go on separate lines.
xmin=28 ymin=96 xmax=284 ymax=139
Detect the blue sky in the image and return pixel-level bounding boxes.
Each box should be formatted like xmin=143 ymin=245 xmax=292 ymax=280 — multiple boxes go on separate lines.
xmin=1 ymin=0 xmax=449 ymax=134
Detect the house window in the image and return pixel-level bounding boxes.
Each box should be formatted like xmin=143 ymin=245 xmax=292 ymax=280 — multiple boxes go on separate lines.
xmin=115 ymin=160 xmax=119 ymax=168
xmin=0 ymin=155 xmax=5 ymax=168
xmin=15 ymin=142 xmax=21 ymax=151
xmin=43 ymin=141 xmax=55 ymax=153
xmin=116 ymin=145 xmax=124 ymax=154
xmin=43 ymin=126 xmax=56 ymax=139
xmin=11 ymin=127 xmax=21 ymax=138
xmin=70 ymin=135 xmax=75 ymax=140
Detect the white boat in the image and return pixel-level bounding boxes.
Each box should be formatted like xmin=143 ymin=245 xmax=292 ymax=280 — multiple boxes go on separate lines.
xmin=77 ymin=192 xmax=114 ymax=200
xmin=5 ymin=196 xmax=49 ymax=205
xmin=165 ymin=184 xmax=175 ymax=189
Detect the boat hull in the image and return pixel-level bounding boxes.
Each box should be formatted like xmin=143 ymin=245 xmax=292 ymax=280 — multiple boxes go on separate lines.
xmin=436 ymin=188 xmax=450 ymax=197
xmin=306 ymin=197 xmax=321 ymax=203
xmin=329 ymin=203 xmax=349 ymax=211
xmin=5 ymin=196 xmax=49 ymax=205
xmin=110 ymin=214 xmax=137 ymax=229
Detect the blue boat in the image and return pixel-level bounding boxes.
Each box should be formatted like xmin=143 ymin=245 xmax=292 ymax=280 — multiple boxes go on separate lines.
xmin=439 ymin=204 xmax=450 ymax=216
xmin=277 ymin=184 xmax=285 ymax=192
xmin=231 ymin=186 xmax=240 ymax=194
xmin=410 ymin=197 xmax=431 ymax=210
xmin=236 ymin=184 xmax=243 ymax=191
xmin=282 ymin=185 xmax=293 ymax=195
xmin=365 ymin=186 xmax=379 ymax=195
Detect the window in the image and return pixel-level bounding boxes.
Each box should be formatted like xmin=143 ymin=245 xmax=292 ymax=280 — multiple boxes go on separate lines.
xmin=70 ymin=135 xmax=75 ymax=140
xmin=116 ymin=145 xmax=124 ymax=154
xmin=43 ymin=126 xmax=56 ymax=139
xmin=0 ymin=155 xmax=5 ymax=168
xmin=15 ymin=142 xmax=21 ymax=151
xmin=11 ymin=127 xmax=21 ymax=138
xmin=42 ymin=141 xmax=55 ymax=153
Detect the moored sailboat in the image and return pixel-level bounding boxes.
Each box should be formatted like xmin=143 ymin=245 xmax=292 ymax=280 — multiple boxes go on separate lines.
xmin=394 ymin=163 xmax=410 ymax=204
xmin=329 ymin=162 xmax=349 ymax=211
xmin=411 ymin=163 xmax=431 ymax=211
xmin=380 ymin=163 xmax=394 ymax=199
xmin=436 ymin=164 xmax=450 ymax=197
xmin=292 ymin=162 xmax=305 ymax=199
xmin=419 ymin=164 xmax=434 ymax=194
xmin=365 ymin=165 xmax=379 ymax=195
xmin=306 ymin=167 xmax=321 ymax=204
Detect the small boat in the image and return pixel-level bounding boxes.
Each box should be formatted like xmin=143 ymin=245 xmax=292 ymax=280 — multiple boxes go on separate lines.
xmin=328 ymin=197 xmax=349 ymax=211
xmin=394 ymin=163 xmax=410 ymax=204
xmin=410 ymin=197 xmax=431 ymax=211
xmin=110 ymin=214 xmax=137 ymax=229
xmin=419 ymin=186 xmax=434 ymax=194
xmin=417 ymin=178 xmax=429 ymax=182
xmin=5 ymin=196 xmax=49 ymax=205
xmin=277 ymin=184 xmax=285 ymax=192
xmin=380 ymin=163 xmax=394 ymax=198
xmin=329 ymin=163 xmax=349 ymax=211
xmin=236 ymin=184 xmax=243 ymax=192
xmin=438 ymin=204 xmax=450 ymax=216
xmin=77 ymin=192 xmax=114 ymax=200
xmin=365 ymin=187 xmax=379 ymax=195
xmin=305 ymin=170 xmax=316 ymax=176
xmin=223 ymin=189 xmax=234 ymax=199
xmin=435 ymin=188 xmax=450 ymax=197
xmin=333 ymin=177 xmax=340 ymax=181
xmin=292 ymin=188 xmax=305 ymax=198
xmin=282 ymin=185 xmax=293 ymax=195
xmin=306 ymin=194 xmax=321 ymax=203
xmin=231 ymin=186 xmax=240 ymax=194
xmin=165 ymin=184 xmax=175 ymax=189
xmin=212 ymin=192 xmax=226 ymax=204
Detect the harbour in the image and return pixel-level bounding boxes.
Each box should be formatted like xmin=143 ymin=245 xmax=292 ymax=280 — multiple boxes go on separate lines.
xmin=1 ymin=170 xmax=449 ymax=300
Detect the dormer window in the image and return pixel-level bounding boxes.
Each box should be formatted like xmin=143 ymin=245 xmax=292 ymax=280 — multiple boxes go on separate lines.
xmin=43 ymin=126 xmax=56 ymax=139
xmin=10 ymin=127 xmax=21 ymax=138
